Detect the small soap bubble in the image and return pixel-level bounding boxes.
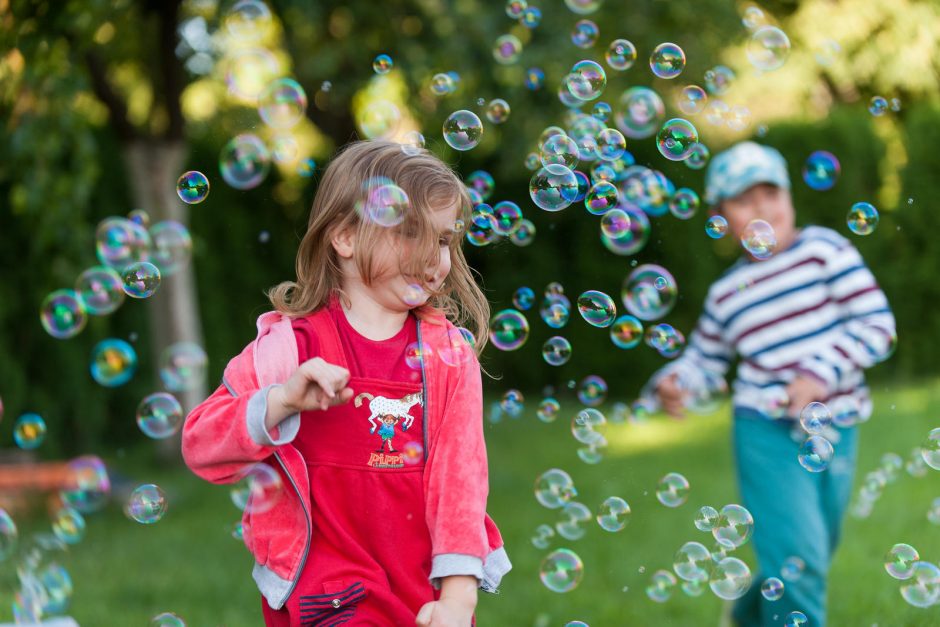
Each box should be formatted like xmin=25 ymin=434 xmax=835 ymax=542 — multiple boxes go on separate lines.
xmin=90 ymin=339 xmax=138 ymax=387
xmin=540 ymin=548 xmax=584 ymax=593
xmin=136 ymin=392 xmax=184 ymax=439
xmin=126 ymin=484 xmax=168 ymax=524
xmin=885 ymin=543 xmax=920 ymax=580
xmin=869 ymin=96 xmax=888 ymax=116
xmin=542 ymin=336 xmax=573 ymax=366
xmin=615 ymin=87 xmax=665 ymax=139
xmin=649 ymin=43 xmax=686 ymax=79
xmin=622 ymin=264 xmax=677 ymax=321
xmin=489 ymin=309 xmax=530 ymax=351
xmin=160 ymin=342 xmax=208 ymax=392
xmin=176 ymin=171 xmax=210 ymax=204
xmin=577 ymin=291 xmax=617 ymax=327
xmin=535 ymin=469 xmax=577 ymax=509
xmin=566 ymin=60 xmax=607 ymax=101
xmin=530 ymin=164 xmax=579 ymax=211
xmin=219 ymin=134 xmax=271 ymax=190
xmin=656 ymin=472 xmax=690 ymax=508
xmin=14 ymin=413 xmax=46 ymax=450
xmin=258 ymin=78 xmax=308 ymax=129
xmin=493 ymin=34 xmax=523 ymax=64
xmin=709 ymin=557 xmax=752 ymax=600
xmin=520 ymin=7 xmax=542 ymax=28
xmin=704 ymin=65 xmax=735 ymax=95
xmin=537 ymin=398 xmax=561 ymax=423
xmin=780 ymin=556 xmax=806 ymax=582
xmin=673 ymin=541 xmax=711 ymax=582
xmin=784 ymin=611 xmax=808 ymax=627
xmin=571 ymin=20 xmax=599 ymax=49
xmin=694 ymin=505 xmax=720 ymax=531
xmin=646 ymin=569 xmax=677 ymax=603
xmin=677 ymin=85 xmax=708 ymax=115
xmin=513 ymin=287 xmax=536 ymax=311
xmin=669 ymin=188 xmax=700 ymax=220
xmin=596 ymin=496 xmax=630 ymax=531
xmin=605 ymin=39 xmax=636 ymax=71
xmin=741 ymin=219 xmax=777 ymax=259
xmin=798 ymin=435 xmax=834 ymax=472
xmin=800 ymin=402 xmax=832 ymax=434
xmin=847 ymin=202 xmax=878 ymax=235
xmin=656 ymin=118 xmax=699 ymax=161
xmin=372 ymin=54 xmax=393 ymax=75
xmin=712 ymin=504 xmax=754 ymax=549
xmin=747 ymin=26 xmax=791 ymax=71
xmin=802 ymin=151 xmax=841 ymax=191
xmin=760 ymin=577 xmax=784 ymax=601
xmin=900 ymin=562 xmax=940 ymax=607
xmin=40 ymin=289 xmax=88 ymax=339
xmin=443 ymin=110 xmax=484 ymax=151
xmin=486 ymin=99 xmax=511 ymax=124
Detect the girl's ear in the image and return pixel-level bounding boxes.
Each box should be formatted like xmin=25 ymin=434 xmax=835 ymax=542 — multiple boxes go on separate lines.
xmin=331 ymin=225 xmax=355 ymax=259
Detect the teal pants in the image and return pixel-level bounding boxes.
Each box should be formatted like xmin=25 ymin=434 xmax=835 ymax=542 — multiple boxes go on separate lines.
xmin=731 ymin=409 xmax=858 ymax=627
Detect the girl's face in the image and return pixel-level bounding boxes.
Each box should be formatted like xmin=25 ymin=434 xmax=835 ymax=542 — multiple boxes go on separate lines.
xmin=720 ymin=183 xmax=796 ymax=256
xmin=350 ymin=202 xmax=460 ymax=312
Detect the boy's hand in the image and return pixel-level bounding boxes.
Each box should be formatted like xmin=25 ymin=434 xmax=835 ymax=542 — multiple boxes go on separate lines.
xmin=265 ymin=358 xmax=353 ymax=430
xmin=785 ymin=376 xmax=827 ymax=418
xmin=656 ymin=373 xmax=686 ymax=419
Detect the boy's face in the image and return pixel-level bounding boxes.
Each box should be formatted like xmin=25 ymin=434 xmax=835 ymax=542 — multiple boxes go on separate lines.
xmin=719 ymin=183 xmax=796 ymax=256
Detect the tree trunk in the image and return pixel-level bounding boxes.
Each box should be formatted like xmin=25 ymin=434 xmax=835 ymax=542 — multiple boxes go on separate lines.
xmin=123 ymin=140 xmax=206 ymax=463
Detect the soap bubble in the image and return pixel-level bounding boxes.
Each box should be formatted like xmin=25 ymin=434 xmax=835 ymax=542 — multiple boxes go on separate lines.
xmin=137 ymin=392 xmax=184 ymax=439
xmin=784 ymin=611 xmax=808 ymax=627
xmin=0 ymin=508 xmax=17 ymax=560
xmin=694 ymin=505 xmax=720 ymax=532
xmin=802 ymin=151 xmax=840 ymax=191
xmin=709 ymin=557 xmax=752 ymax=600
xmin=75 ymin=266 xmax=125 ymax=315
xmin=900 ymin=561 xmax=940 ymax=608
xmin=358 ymin=100 xmax=402 ymax=139
xmin=592 ymin=102 xmax=612 ymax=122
xmin=847 ymin=202 xmax=878 ymax=235
xmin=372 ymin=54 xmax=393 ymax=74
xmin=525 ymin=67 xmax=545 ymax=90
xmin=540 ymin=548 xmax=584 ymax=593
xmin=126 ymin=484 xmax=168 ymax=524
xmin=595 ymin=128 xmax=626 ymax=161
xmin=869 ymin=96 xmax=888 ymax=116
xmin=705 ymin=215 xmax=728 ymax=239
xmin=645 ymin=322 xmax=686 ymax=358
xmin=650 ymin=43 xmax=685 ymax=79
xmin=160 ymin=342 xmax=208 ymax=392
xmin=741 ymin=219 xmax=777 ymax=259
xmin=90 ymin=339 xmax=138 ymax=387
xmin=543 ymin=336 xmax=573 ymax=366
xmin=622 ymin=264 xmax=677 ymax=321
xmin=40 ymin=289 xmax=87 ymax=339
xmin=52 ymin=507 xmax=86 ymax=545
xmin=258 ymin=78 xmax=307 ymax=129
xmin=513 ymin=287 xmax=536 ymax=310
xmin=800 ymin=402 xmax=832 ymax=434
xmin=121 ymin=261 xmax=161 ymax=298
xmin=565 ymin=0 xmax=601 ymax=14
xmin=606 ymin=39 xmax=636 ymax=71
xmin=669 ymin=188 xmax=700 ymax=219
xmin=493 ymin=34 xmax=523 ymax=64
xmin=760 ymin=577 xmax=784 ymax=601
xmin=60 ymin=455 xmax=111 ymax=513
xmin=921 ymin=428 xmax=940 ymax=470
xmin=486 ymin=99 xmax=511 ymax=124
xmin=571 ymin=20 xmax=599 ymax=49
xmin=567 ymin=60 xmax=607 ymax=101
xmin=577 ymin=291 xmax=617 ymax=327
xmin=149 ymin=221 xmax=193 ymax=277
xmin=520 ymin=6 xmax=541 ymax=27
xmin=467 ymin=170 xmax=495 ymax=200
xmin=584 ymin=181 xmax=619 ymax=215
xmin=615 ymin=87 xmax=665 ymax=139
xmin=489 ymin=309 xmax=530 ymax=351
xmin=14 ymin=413 xmax=46 ymax=450
xmin=530 ymin=165 xmax=579 ymax=211
xmin=596 ymin=496 xmax=630 ymax=531
xmin=359 ymin=183 xmax=409 ymax=228
xmin=609 ymin=315 xmax=643 ymax=349
xmin=656 ymin=472 xmax=690 ymax=508
xmin=686 ymin=142 xmax=711 ymax=170
xmin=798 ymin=435 xmax=834 ymax=472
xmin=656 ymin=118 xmax=699 ymax=161
xmin=571 ymin=408 xmax=606 ymax=445
xmin=780 ymin=556 xmax=805 ymax=582
xmin=647 ymin=570 xmax=678 ymax=603
xmin=537 ymin=398 xmax=561 ymax=423
xmin=540 ymin=134 xmax=580 ymax=169
xmin=176 ymin=171 xmax=210 ymax=204
xmin=673 ymin=541 xmax=711 ymax=582
xmin=747 ymin=26 xmax=791 ymax=71
xmin=151 ymin=613 xmax=185 ymax=627
xmin=430 ymin=73 xmax=455 ymax=96
xmin=443 ymin=110 xmax=484 ymax=151
xmin=677 ymin=85 xmax=708 ymax=115
xmin=535 ymin=469 xmax=577 ymax=509
xmin=219 ymin=133 xmax=270 ymax=190
xmin=556 ymin=501 xmax=593 ymax=540
xmin=704 ymin=65 xmax=735 ymax=95
xmin=531 ymin=523 xmax=555 ymax=550
xmin=500 ymin=389 xmax=525 ymax=418
xmin=885 ymin=543 xmax=920 ymax=580
xmin=712 ymin=504 xmax=754 ymax=549
xmin=226 ymin=0 xmax=271 ymax=39
xmin=230 ymin=463 xmax=283 ymax=515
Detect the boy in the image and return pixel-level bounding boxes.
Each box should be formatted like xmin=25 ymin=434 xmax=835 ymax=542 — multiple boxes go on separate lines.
xmin=645 ymin=142 xmax=895 ymax=626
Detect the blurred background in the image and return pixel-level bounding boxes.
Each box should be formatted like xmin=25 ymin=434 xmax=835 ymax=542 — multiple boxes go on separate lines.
xmin=0 ymin=0 xmax=939 ymax=624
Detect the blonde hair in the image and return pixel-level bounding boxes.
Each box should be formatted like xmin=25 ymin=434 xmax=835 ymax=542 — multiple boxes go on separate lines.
xmin=268 ymin=140 xmax=490 ymax=352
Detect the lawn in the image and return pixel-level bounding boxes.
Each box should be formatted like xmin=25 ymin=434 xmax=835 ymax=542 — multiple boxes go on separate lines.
xmin=1 ymin=379 xmax=938 ymax=626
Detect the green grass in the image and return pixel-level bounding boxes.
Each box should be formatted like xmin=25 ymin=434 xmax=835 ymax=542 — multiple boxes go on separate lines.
xmin=2 ymin=379 xmax=939 ymax=625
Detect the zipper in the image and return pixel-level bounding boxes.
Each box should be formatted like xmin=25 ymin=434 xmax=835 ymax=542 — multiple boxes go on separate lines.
xmin=272 ymin=449 xmax=312 ymax=607
xmin=417 ymin=320 xmax=430 ymax=459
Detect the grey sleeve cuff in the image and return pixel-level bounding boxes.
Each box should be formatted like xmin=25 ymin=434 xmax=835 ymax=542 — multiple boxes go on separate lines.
xmin=481 ymin=546 xmax=512 ymax=593
xmin=428 ymin=554 xmax=485 ymax=590
xmin=246 ymin=385 xmax=300 ymax=447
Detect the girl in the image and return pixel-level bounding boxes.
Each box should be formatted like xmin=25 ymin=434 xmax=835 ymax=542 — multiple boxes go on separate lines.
xmin=182 ymin=140 xmax=511 ymax=626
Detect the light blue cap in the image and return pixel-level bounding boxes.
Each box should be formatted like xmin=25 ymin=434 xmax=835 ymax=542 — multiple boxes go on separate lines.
xmin=705 ymin=141 xmax=790 ymax=206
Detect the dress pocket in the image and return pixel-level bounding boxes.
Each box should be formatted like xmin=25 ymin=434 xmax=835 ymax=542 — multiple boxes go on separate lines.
xmin=298 ymin=580 xmax=367 ymax=626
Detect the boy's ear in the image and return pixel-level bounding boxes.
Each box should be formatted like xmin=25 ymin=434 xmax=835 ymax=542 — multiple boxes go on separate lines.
xmin=331 ymin=226 xmax=355 ymax=259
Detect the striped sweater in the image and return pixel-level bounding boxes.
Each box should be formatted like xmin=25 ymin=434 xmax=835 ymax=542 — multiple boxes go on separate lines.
xmin=645 ymin=225 xmax=896 ymax=422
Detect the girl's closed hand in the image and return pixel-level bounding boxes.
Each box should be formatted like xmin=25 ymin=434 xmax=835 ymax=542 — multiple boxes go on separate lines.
xmin=275 ymin=357 xmax=354 ymax=413
xmin=415 ymin=598 xmax=473 ymax=627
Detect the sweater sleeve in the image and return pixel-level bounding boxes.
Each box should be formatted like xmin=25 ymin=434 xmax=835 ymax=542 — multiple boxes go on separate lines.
xmin=794 ymin=240 xmax=896 ymax=392
xmin=424 ymin=351 xmax=489 ymax=588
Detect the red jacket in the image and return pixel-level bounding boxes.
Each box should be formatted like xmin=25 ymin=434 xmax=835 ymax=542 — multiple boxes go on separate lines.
xmin=181 ymin=307 xmax=511 ymax=610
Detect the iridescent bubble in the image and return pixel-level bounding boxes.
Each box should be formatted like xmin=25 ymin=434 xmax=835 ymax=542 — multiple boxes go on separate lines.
xmin=137 ymin=392 xmax=184 ymax=439
xmin=535 ymin=468 xmax=577 ymax=509
xmin=577 ymin=376 xmax=608 ymax=407
xmin=927 ymin=497 xmax=940 ymax=523
xmin=673 ymin=541 xmax=711 ymax=582
xmin=747 ymin=27 xmax=791 ymax=71
xmin=577 ymin=291 xmax=617 ymax=327
xmin=784 ymin=611 xmax=808 ymax=627
xmin=126 ymin=484 xmax=168 ymax=524
xmin=40 ymin=289 xmax=87 ymax=339
xmin=505 ymin=0 xmax=527 ymax=18
xmin=60 ymin=455 xmax=111 ymax=513
xmin=258 ymin=78 xmax=307 ymax=129
xmin=656 ymin=472 xmax=690 ymax=508
xmin=802 ymin=151 xmax=841 ymax=191
xmin=556 ymin=501 xmax=593 ymax=540
xmin=151 ymin=612 xmax=186 ymax=627
xmin=645 ymin=323 xmax=686 ymax=358
xmin=361 ymin=183 xmax=409 ymax=227
xmin=571 ymin=20 xmax=599 ymax=49
xmin=530 ymin=164 xmax=579 ymax=211
xmin=709 ymin=557 xmax=752 ymax=600
xmin=149 ymin=221 xmax=193 ymax=277
xmin=566 ymin=60 xmax=607 ymax=101
xmin=430 ymin=73 xmax=455 ymax=96
xmin=705 ymin=215 xmax=729 ymax=239
xmin=493 ymin=34 xmax=523 ymax=64
xmin=490 ymin=201 xmax=522 ymax=236
xmin=531 ymin=523 xmax=555 ymax=550
xmin=694 ymin=505 xmax=720 ymax=532
xmin=676 ymin=85 xmax=708 ymax=115
xmin=230 ymin=463 xmax=283 ymax=514
xmin=600 ymin=208 xmax=630 ymax=239
xmin=525 ymin=67 xmax=545 ymax=90
xmin=922 ymin=428 xmax=940 ymax=470
xmin=622 ymin=264 xmax=677 ymax=321
xmin=541 ymin=134 xmax=581 ymax=169
xmin=596 ymin=496 xmax=630 ymax=532
xmin=297 ymin=157 xmax=316 ymax=177
xmin=95 ymin=217 xmax=151 ymax=270
xmin=543 ymin=336 xmax=573 ymax=366
xmin=402 ymin=284 xmax=426 ymax=308
xmin=885 ymin=543 xmax=920 ymax=580
xmin=869 ymin=96 xmax=888 ymax=117
xmin=565 ymin=0 xmax=602 ymax=14
xmin=513 ymin=287 xmax=536 ymax=311
xmin=219 ymin=134 xmax=270 ymax=190
xmin=686 ymin=142 xmax=711 ymax=170
xmin=520 ymin=7 xmax=542 ymax=27
xmin=372 ymin=54 xmax=393 ymax=75
xmin=0 ymin=508 xmax=16 ymax=561
xmin=224 ymin=46 xmax=279 ymax=100
xmin=226 ymin=0 xmax=271 ymax=39
xmin=90 ymin=339 xmax=137 ymax=387
xmin=160 ymin=342 xmax=208 ymax=392
xmin=467 ymin=170 xmax=496 ymax=201
xmin=404 ymin=341 xmax=432 ymax=370
xmin=14 ymin=413 xmax=46 ymax=450
xmin=540 ymin=548 xmax=584 ymax=593
xmin=713 ymin=504 xmax=754 ymax=549
xmin=121 ymin=261 xmax=161 ymax=298
xmin=726 ymin=105 xmax=751 ymax=132
xmin=358 ymin=100 xmax=402 ymax=139
xmin=538 ymin=398 xmax=561 ymax=423
xmin=650 ymin=43 xmax=686 ymax=79
xmin=760 ymin=577 xmax=785 ymax=601
xmin=847 ymin=202 xmax=878 ymax=235
xmin=500 ymin=389 xmax=525 ymax=418
xmin=606 ymin=39 xmax=636 ymax=71
xmin=669 ymin=188 xmax=700 ymax=219
xmin=704 ymin=100 xmax=730 ymax=126
xmin=780 ymin=556 xmax=805 ymax=582
xmin=601 ymin=206 xmax=650 ymax=255
xmin=800 ymin=402 xmax=832 ymax=434
xmin=584 ymin=181 xmax=619 ymax=215
xmin=798 ymin=435 xmax=834 ymax=472
xmin=615 ymin=87 xmax=665 ymax=139
xmin=486 ymin=99 xmax=511 ymax=124
xmin=595 ymin=128 xmax=626 ymax=161
xmin=437 ymin=327 xmax=474 ymax=368
xmin=271 ymin=134 xmax=299 ymax=163
xmin=51 ymin=507 xmax=85 ymax=545
xmin=704 ymin=65 xmax=735 ymax=96
xmin=741 ymin=219 xmax=777 ymax=259
xmin=647 ymin=570 xmax=678 ymax=603
xmin=609 ymin=315 xmax=643 ymax=350
xmin=489 ymin=309 xmax=530 ymax=351
xmin=176 ymin=171 xmax=210 ymax=204
xmin=592 ymin=102 xmax=612 ymax=122
xmin=900 ymin=561 xmax=940 ymax=607
xmin=541 ymin=296 xmax=570 ymax=329
xmin=443 ymin=110 xmax=484 ymax=151
xmin=656 ymin=118 xmax=699 ymax=161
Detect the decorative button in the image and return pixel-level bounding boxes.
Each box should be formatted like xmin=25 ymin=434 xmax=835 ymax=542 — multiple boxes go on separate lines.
xmin=331 ymin=598 xmax=342 ymax=609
